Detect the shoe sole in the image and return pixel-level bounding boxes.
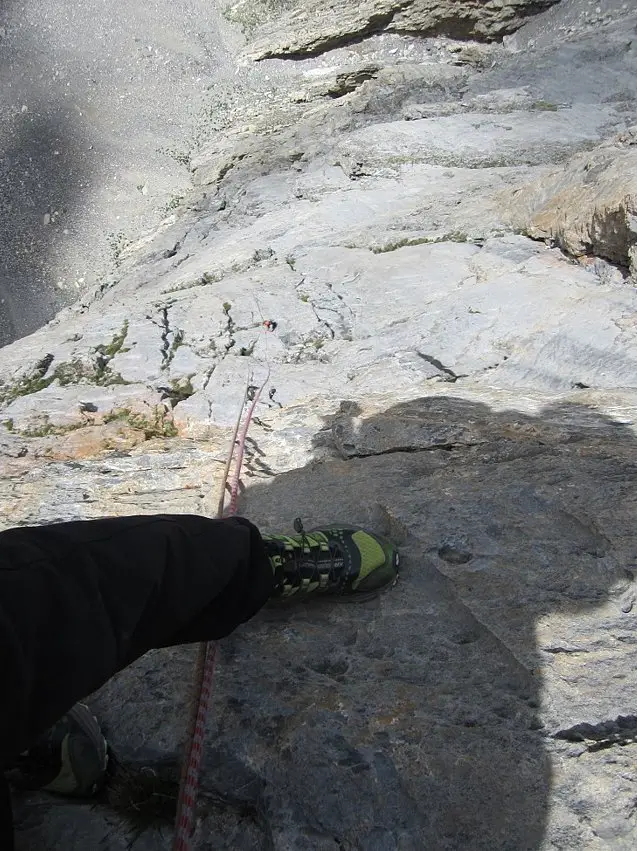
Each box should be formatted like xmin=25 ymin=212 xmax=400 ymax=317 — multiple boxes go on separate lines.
xmin=67 ymin=703 xmax=109 ymax=792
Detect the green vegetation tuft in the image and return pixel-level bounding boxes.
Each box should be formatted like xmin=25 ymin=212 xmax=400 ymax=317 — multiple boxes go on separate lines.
xmin=163 ymin=194 xmax=184 ymax=214
xmin=166 ymin=376 xmax=195 ymax=405
xmin=0 ymin=342 xmax=131 ymax=408
xmin=95 ymin=321 xmax=129 ymax=359
xmin=107 ymin=231 xmax=132 ymax=267
xmin=0 ymin=354 xmax=56 ymax=404
xmin=15 ymin=415 xmax=86 ymax=439
xmin=531 ymin=100 xmax=559 ymax=112
xmin=103 ymin=407 xmax=178 ymax=439
xmin=371 ymin=231 xmax=470 ymax=253
xmin=170 ymin=330 xmax=184 ymax=356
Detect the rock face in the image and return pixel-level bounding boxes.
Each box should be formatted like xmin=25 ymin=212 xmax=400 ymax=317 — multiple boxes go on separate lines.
xmin=3 ymin=0 xmax=637 ymax=849
xmin=244 ymin=0 xmax=559 ymax=60
xmin=503 ymin=128 xmax=637 ymax=276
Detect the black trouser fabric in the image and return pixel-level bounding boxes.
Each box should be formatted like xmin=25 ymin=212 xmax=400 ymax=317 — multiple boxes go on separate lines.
xmin=0 ymin=514 xmax=274 ymax=849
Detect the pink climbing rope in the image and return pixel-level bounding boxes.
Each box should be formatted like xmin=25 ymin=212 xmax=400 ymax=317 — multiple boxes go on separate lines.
xmin=172 ymin=367 xmax=271 ymax=851
xmin=173 ymin=642 xmax=217 ymax=851
xmin=229 ymin=370 xmax=270 ymax=516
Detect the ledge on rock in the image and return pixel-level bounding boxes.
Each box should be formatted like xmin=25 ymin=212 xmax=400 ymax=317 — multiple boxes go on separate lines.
xmin=245 ymin=0 xmax=560 ymax=60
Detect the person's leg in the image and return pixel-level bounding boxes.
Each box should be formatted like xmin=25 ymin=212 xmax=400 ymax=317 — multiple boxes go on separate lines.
xmin=0 ymin=514 xmax=398 ymax=848
xmin=1 ymin=513 xmax=274 ymax=850
xmin=0 ymin=514 xmax=274 ymax=768
xmin=0 ymin=776 xmax=12 ymax=851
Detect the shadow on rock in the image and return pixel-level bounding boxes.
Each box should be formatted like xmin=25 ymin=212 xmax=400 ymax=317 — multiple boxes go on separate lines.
xmin=71 ymin=394 xmax=636 ymax=849
xmin=0 ymin=6 xmax=94 ymax=347
xmin=226 ymin=394 xmax=636 ymax=850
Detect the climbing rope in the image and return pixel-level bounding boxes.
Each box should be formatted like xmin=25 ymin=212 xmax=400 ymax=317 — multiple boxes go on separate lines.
xmin=172 ymin=365 xmax=271 ymax=851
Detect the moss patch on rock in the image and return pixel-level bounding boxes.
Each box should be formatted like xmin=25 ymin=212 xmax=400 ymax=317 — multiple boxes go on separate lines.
xmin=103 ymin=406 xmax=179 ymax=439
xmin=0 ymin=323 xmax=131 ymax=407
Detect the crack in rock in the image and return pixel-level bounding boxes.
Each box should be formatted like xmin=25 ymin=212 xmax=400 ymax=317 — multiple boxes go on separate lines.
xmin=267 ymin=387 xmax=283 ymax=409
xmin=162 ymin=240 xmax=182 ymax=260
xmin=159 ymin=306 xmax=185 ymax=370
xmin=202 ymin=365 xmax=216 ymax=391
xmin=335 ymin=441 xmax=480 ymax=459
xmin=542 ymin=646 xmax=589 ymax=655
xmin=295 ymin=278 xmax=354 ymax=342
xmin=553 ymin=715 xmax=637 ymax=752
xmin=416 ymin=351 xmax=466 ymax=382
xmin=147 ymin=306 xmax=186 ymax=371
xmin=221 ymin=302 xmax=236 ymax=353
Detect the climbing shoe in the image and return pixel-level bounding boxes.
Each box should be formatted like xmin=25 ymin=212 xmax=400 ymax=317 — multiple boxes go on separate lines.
xmin=263 ymin=518 xmax=399 ymax=600
xmin=6 ymin=703 xmax=108 ymax=797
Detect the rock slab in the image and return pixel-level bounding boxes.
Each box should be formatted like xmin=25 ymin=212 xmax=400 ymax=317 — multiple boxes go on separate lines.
xmin=246 ymin=0 xmax=559 ymax=59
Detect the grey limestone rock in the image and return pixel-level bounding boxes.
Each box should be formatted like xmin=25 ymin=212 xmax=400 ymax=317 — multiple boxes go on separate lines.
xmin=245 ymin=0 xmax=560 ymax=60
xmin=3 ymin=1 xmax=637 ymax=849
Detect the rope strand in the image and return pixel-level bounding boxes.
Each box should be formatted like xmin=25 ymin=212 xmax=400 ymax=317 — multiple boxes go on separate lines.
xmin=172 ymin=365 xmax=270 ymax=851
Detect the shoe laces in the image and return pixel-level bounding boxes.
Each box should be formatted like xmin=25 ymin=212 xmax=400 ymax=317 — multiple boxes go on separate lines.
xmin=286 ymin=517 xmax=343 ymax=588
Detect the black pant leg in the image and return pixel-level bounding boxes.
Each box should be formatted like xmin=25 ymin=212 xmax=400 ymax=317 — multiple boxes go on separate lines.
xmin=0 ymin=776 xmax=13 ymax=851
xmin=0 ymin=514 xmax=273 ymax=767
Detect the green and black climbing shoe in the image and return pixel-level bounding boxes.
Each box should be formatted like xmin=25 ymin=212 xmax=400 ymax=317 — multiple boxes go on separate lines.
xmin=6 ymin=703 xmax=108 ymax=797
xmin=264 ymin=518 xmax=399 ymax=600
